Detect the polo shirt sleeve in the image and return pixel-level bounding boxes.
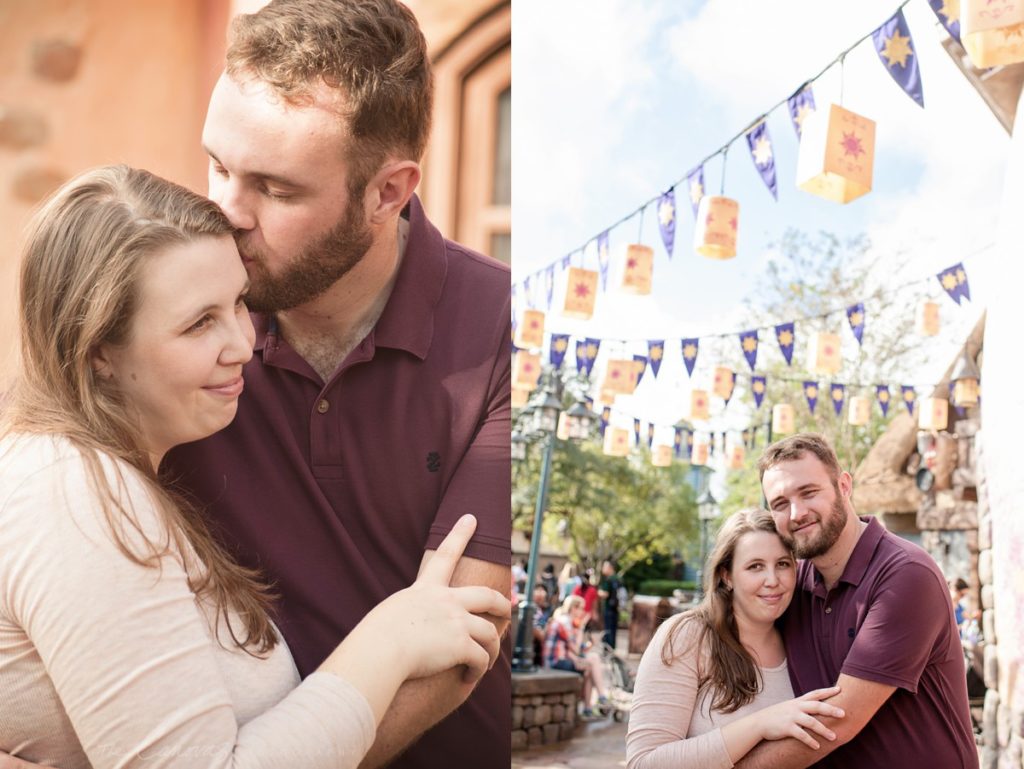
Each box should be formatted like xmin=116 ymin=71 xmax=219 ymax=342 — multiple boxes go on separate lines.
xmin=425 ymin=317 xmax=511 ymax=567
xmin=840 ymin=561 xmax=949 ymax=693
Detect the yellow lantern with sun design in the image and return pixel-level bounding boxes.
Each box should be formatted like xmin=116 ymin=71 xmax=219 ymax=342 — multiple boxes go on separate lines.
xmin=603 ymin=427 xmax=630 ymax=457
xmin=916 ymin=301 xmax=940 ymax=336
xmin=621 ymin=244 xmax=654 ymax=295
xmin=919 ymin=397 xmax=949 ymax=431
xmin=727 ymin=443 xmax=746 ymax=470
xmin=604 ymin=359 xmax=639 ymax=396
xmin=848 ymin=395 xmax=871 ymax=426
xmin=807 ymin=332 xmax=842 ymax=376
xmin=690 ymin=437 xmax=710 ymax=466
xmin=796 ymin=104 xmax=875 ymax=204
xmin=512 ymin=351 xmax=542 ymax=390
xmin=694 ymin=196 xmax=739 ymax=260
xmin=652 ymin=444 xmax=674 ymax=467
xmin=772 ymin=403 xmax=795 ymax=434
xmin=713 ymin=366 xmax=735 ymax=400
xmin=514 ymin=309 xmax=545 ymax=349
xmin=562 ymin=267 xmax=599 ymax=320
xmin=689 ymin=389 xmax=710 ymax=421
xmin=962 ymin=0 xmax=1024 ymax=68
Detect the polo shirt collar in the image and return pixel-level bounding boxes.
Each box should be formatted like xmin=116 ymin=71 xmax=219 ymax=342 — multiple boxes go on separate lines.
xmin=252 ymin=193 xmax=447 ymax=362
xmin=804 ymin=515 xmax=885 ymax=594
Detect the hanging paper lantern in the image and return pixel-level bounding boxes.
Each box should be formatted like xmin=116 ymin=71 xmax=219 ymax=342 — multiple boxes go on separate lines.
xmin=693 ymin=196 xmax=739 ymax=260
xmin=727 ymin=443 xmax=746 ymax=470
xmin=603 ymin=426 xmax=630 ymax=457
xmin=514 ymin=309 xmax=546 ymax=349
xmin=562 ymin=267 xmax=599 ymax=319
xmin=962 ymin=0 xmax=1024 ymax=68
xmin=621 ymin=244 xmax=654 ymax=295
xmin=512 ymin=351 xmax=542 ymax=390
xmin=689 ymin=389 xmax=710 ymax=421
xmin=712 ymin=366 xmax=735 ymax=400
xmin=772 ymin=403 xmax=795 ymax=434
xmin=916 ymin=301 xmax=940 ymax=336
xmin=511 ymin=387 xmax=532 ymax=409
xmin=848 ymin=395 xmax=871 ymax=426
xmin=954 ymin=378 xmax=980 ymax=408
xmin=919 ymin=397 xmax=949 ymax=431
xmin=690 ymin=437 xmax=710 ymax=466
xmin=806 ymin=331 xmax=842 ymax=375
xmin=796 ymin=103 xmax=875 ymax=204
xmin=652 ymin=444 xmax=674 ymax=467
xmin=604 ymin=359 xmax=639 ymax=395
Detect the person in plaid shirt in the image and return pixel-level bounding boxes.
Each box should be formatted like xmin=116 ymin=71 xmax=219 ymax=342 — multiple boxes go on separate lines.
xmin=545 ymin=595 xmax=610 ymax=716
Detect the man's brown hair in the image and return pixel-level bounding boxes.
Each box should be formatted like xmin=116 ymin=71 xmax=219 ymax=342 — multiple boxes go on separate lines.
xmin=757 ymin=432 xmax=843 ymax=483
xmin=226 ymin=0 xmax=433 ymax=194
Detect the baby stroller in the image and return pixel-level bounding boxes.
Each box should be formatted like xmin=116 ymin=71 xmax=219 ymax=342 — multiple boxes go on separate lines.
xmin=599 ymin=641 xmax=634 ymax=722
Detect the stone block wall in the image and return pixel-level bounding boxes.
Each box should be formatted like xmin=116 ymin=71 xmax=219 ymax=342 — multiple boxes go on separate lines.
xmin=511 ymin=670 xmax=582 ymax=751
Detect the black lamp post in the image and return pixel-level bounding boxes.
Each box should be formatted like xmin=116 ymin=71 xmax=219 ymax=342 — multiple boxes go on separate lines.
xmin=695 ymin=486 xmax=719 ymax=600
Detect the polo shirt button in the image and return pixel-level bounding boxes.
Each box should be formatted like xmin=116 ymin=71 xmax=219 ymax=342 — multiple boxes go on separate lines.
xmin=317 ymin=399 xmax=330 ymax=414
xmin=825 ymin=607 xmax=832 ymax=614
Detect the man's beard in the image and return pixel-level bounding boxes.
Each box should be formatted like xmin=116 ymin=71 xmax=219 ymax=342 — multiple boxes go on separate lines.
xmin=782 ymin=491 xmax=848 ymax=559
xmin=240 ymin=198 xmax=374 ymax=313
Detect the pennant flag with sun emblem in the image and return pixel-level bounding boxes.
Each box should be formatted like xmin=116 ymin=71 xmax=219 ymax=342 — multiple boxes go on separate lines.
xmin=937 ymin=262 xmax=971 ymax=305
xmin=751 ymin=375 xmax=767 ymax=409
xmin=549 ymin=333 xmax=570 ymax=369
xmin=574 ymin=339 xmax=588 ymax=375
xmin=831 ymin=383 xmax=846 ymax=416
xmin=928 ymin=0 xmax=960 ymax=41
xmin=633 ymin=418 xmax=642 ymax=446
xmin=775 ymin=322 xmax=796 ymax=365
xmin=846 ymin=303 xmax=866 ymax=346
xmin=681 ymin=338 xmax=699 ymax=377
xmin=739 ymin=329 xmax=759 ymax=371
xmin=787 ymin=84 xmax=816 ymax=138
xmin=647 ymin=422 xmax=656 ymax=449
xmin=686 ymin=166 xmax=705 ymax=218
xmin=597 ymin=231 xmax=612 ymax=292
xmin=873 ymin=10 xmax=924 ymax=108
xmin=804 ymin=381 xmax=819 ymax=414
xmin=584 ymin=338 xmax=601 ymax=378
xmin=648 ymin=340 xmax=665 ymax=377
xmin=901 ymin=385 xmax=916 ymax=416
xmin=600 ymin=406 xmax=611 ymax=436
xmin=658 ymin=189 xmax=676 ymax=259
xmin=745 ymin=121 xmax=778 ymax=200
xmin=633 ymin=355 xmax=648 ymax=388
xmin=723 ymin=371 xmax=738 ymax=408
xmin=544 ymin=265 xmax=556 ymax=310
xmin=876 ymin=384 xmax=891 ymax=417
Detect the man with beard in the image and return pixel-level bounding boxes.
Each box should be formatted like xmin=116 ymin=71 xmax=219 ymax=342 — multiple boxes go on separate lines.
xmin=160 ymin=2 xmax=510 ymax=768
xmin=731 ymin=433 xmax=977 ymax=768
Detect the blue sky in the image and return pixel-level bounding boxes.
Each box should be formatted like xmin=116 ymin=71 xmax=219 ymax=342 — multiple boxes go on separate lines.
xmin=512 ymin=0 xmax=1005 ymax=437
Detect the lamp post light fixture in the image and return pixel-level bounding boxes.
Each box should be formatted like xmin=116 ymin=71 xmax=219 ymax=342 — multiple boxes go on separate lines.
xmin=511 ymin=429 xmax=527 ymax=462
xmin=950 ymin=347 xmax=981 ymax=408
xmin=564 ymin=398 xmax=597 ymax=440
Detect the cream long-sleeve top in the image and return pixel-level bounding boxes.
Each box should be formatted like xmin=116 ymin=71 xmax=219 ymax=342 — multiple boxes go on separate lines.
xmin=626 ymin=614 xmax=795 ymax=769
xmin=0 ymin=433 xmax=375 ymax=769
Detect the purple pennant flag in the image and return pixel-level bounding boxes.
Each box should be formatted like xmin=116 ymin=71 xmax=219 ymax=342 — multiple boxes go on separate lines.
xmin=937 ymin=263 xmax=970 ymax=305
xmin=633 ymin=418 xmax=641 ymax=446
xmin=787 ymin=84 xmax=816 ymax=138
xmin=873 ymin=10 xmax=924 ymax=108
xmin=658 ymin=190 xmax=676 ymax=259
xmin=742 ymin=428 xmax=752 ymax=449
xmin=723 ymin=371 xmax=738 ymax=408
xmin=647 ymin=422 xmax=656 ymax=449
xmin=597 ymin=231 xmax=611 ymax=292
xmin=775 ymin=322 xmax=795 ymax=365
xmin=708 ymin=433 xmax=716 ymax=458
xmin=739 ymin=329 xmax=759 ymax=371
xmin=686 ymin=166 xmax=705 ymax=218
xmin=560 ymin=254 xmax=572 ymax=271
xmin=549 ymin=333 xmax=570 ymax=370
xmin=831 ymin=383 xmax=846 ymax=416
xmin=804 ymin=381 xmax=819 ymax=414
xmin=876 ymin=384 xmax=891 ymax=417
xmin=511 ymin=283 xmax=517 ymax=312
xmin=648 ymin=340 xmax=665 ymax=377
xmin=574 ymin=339 xmax=588 ymax=375
xmin=681 ymin=338 xmax=699 ymax=377
xmin=584 ymin=337 xmax=601 ymax=378
xmin=751 ymin=375 xmax=767 ymax=409
xmin=901 ymin=385 xmax=916 ymax=416
xmin=544 ymin=265 xmax=556 ymax=310
xmin=928 ymin=0 xmax=960 ymax=42
xmin=585 ymin=396 xmax=594 ymax=411
xmin=674 ymin=427 xmax=684 ymax=457
xmin=633 ymin=355 xmax=648 ymax=387
xmin=686 ymin=430 xmax=694 ymax=457
xmin=600 ymin=406 xmax=611 ymax=437
xmin=745 ymin=121 xmax=778 ymax=200
xmin=846 ymin=303 xmax=866 ymax=346
xmin=523 ymin=276 xmax=532 ymax=308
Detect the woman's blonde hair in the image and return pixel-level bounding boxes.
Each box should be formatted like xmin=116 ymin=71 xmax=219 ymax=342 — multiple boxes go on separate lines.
xmin=661 ymin=508 xmax=794 ymax=714
xmin=3 ymin=164 xmax=277 ymax=655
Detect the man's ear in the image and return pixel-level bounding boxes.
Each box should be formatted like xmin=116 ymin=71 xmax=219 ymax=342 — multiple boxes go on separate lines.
xmin=837 ymin=470 xmax=853 ymax=499
xmin=366 ymin=160 xmax=421 ymax=224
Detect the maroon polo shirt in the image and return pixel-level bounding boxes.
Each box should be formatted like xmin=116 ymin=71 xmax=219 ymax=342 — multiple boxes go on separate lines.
xmin=164 ymin=195 xmax=511 ymax=769
xmin=782 ymin=516 xmax=977 ymax=768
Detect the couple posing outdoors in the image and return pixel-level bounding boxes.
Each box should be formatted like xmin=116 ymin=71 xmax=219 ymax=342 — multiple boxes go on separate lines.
xmin=628 ymin=433 xmax=979 ymax=768
xmin=0 ymin=1 xmax=511 ymax=768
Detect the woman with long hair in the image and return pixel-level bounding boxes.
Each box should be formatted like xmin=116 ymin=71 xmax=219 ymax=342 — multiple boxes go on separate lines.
xmin=626 ymin=509 xmax=844 ymax=768
xmin=545 ymin=595 xmax=609 ymax=716
xmin=0 ymin=165 xmax=508 ymax=769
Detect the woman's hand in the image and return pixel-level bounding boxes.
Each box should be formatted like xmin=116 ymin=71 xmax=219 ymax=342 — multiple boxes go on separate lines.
xmin=355 ymin=514 xmax=511 ymax=683
xmin=758 ymin=686 xmax=845 ymax=750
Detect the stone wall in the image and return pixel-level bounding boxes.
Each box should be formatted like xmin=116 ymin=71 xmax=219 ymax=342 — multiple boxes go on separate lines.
xmin=511 ymin=670 xmax=582 ymax=750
